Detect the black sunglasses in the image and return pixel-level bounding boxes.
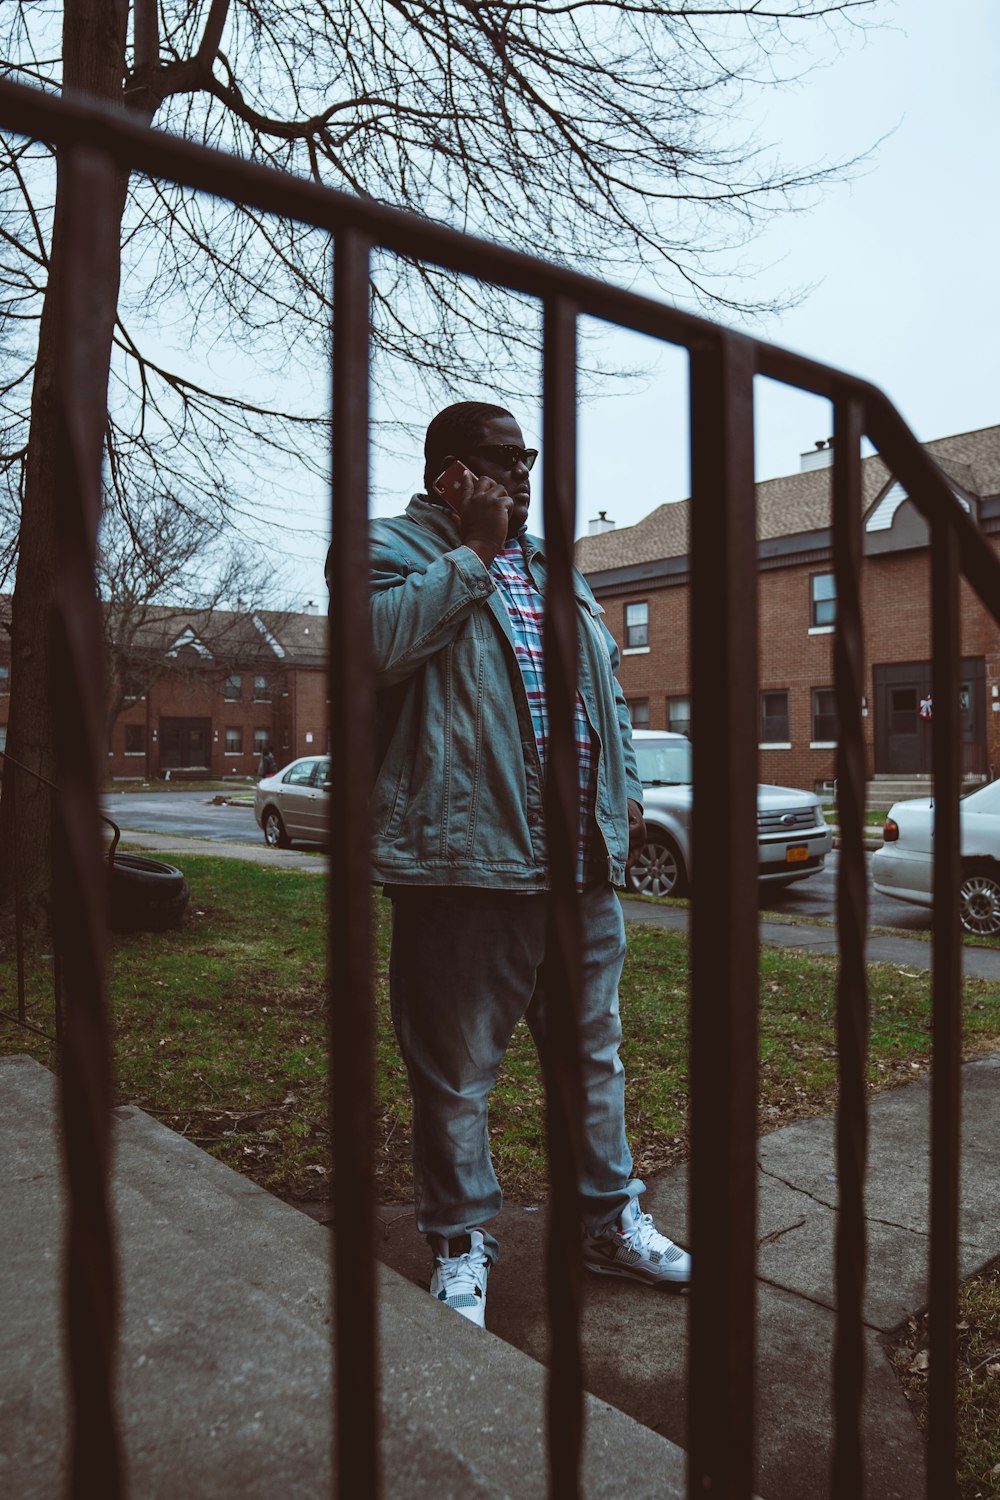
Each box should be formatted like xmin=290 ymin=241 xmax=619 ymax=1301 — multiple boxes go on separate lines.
xmin=466 ymin=443 xmax=538 ymax=472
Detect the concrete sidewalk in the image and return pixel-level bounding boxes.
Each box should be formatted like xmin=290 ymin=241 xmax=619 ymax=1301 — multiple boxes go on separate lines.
xmin=374 ymin=1052 xmax=1000 ymax=1500
xmin=619 ymin=897 xmax=1000 ymax=981
xmin=0 ymin=1055 xmax=686 ymax=1499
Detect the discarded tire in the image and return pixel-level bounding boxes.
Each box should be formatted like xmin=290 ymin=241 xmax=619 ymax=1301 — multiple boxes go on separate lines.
xmin=108 ymin=853 xmax=190 ymax=933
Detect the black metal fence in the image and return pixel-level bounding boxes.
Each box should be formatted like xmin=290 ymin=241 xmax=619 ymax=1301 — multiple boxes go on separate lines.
xmin=2 ymin=75 xmax=999 ymax=1500
xmin=0 ymin=752 xmax=63 ymax=1044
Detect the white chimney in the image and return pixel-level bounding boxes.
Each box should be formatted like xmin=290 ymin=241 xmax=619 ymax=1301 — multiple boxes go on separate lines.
xmin=588 ymin=511 xmax=616 ymax=535
xmin=302 ymin=600 xmax=318 ymax=614
xmin=800 ymin=439 xmax=835 ymax=472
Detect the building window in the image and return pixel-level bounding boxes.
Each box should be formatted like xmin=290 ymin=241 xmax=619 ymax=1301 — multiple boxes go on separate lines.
xmin=667 ymin=696 xmax=690 ymax=736
xmin=812 ymin=688 xmax=838 ymax=744
xmin=624 ymin=601 xmax=648 ymax=649
xmin=124 ymin=724 xmax=146 ymax=756
xmin=253 ymin=674 xmax=271 ymax=702
xmin=123 ymin=672 xmax=145 ymax=700
xmin=0 ymin=724 xmax=6 ymax=752
xmin=760 ymin=690 xmax=790 ymax=745
xmin=225 ymin=674 xmax=242 ymax=701
xmin=810 ymin=573 xmax=837 ymax=628
xmin=225 ymin=726 xmax=243 ymax=754
xmin=628 ymin=698 xmax=650 ymax=729
xmin=0 ymin=664 xmax=9 ymax=694
xmin=253 ymin=727 xmax=269 ymax=755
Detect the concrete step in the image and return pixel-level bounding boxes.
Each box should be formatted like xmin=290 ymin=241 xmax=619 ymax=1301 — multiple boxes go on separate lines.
xmin=0 ymin=1055 xmax=688 ymax=1499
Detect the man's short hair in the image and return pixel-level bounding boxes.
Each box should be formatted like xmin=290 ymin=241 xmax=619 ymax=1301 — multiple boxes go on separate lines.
xmin=423 ymin=401 xmax=513 ymax=492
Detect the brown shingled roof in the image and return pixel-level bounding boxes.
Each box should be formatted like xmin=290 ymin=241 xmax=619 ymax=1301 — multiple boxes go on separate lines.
xmin=574 ymin=422 xmax=1000 ymax=573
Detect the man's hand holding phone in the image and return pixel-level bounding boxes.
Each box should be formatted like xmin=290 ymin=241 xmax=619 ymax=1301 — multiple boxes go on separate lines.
xmin=433 ymin=457 xmax=512 ymax=567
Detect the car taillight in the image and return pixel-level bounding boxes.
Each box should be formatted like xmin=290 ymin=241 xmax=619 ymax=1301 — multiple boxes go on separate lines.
xmin=883 ymin=818 xmax=899 ymax=842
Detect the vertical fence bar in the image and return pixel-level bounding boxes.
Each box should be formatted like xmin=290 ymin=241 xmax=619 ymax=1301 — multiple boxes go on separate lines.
xmin=328 ymin=226 xmax=378 ymax=1496
xmin=831 ymin=394 xmax=870 ymax=1495
xmin=927 ymin=520 xmax=961 ymax=1499
xmin=688 ymin=332 xmax=759 ymax=1500
xmin=541 ymin=293 xmax=585 ymax=1499
xmin=51 ymin=144 xmax=124 ymax=1497
xmin=12 ymin=766 xmax=26 ymax=1022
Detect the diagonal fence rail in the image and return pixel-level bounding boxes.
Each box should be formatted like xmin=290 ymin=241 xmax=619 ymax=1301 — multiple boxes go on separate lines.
xmin=2 ymin=75 xmax=999 ymax=1499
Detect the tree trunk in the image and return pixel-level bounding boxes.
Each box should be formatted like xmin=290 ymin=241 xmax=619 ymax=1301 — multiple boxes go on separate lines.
xmin=0 ymin=0 xmax=130 ymax=913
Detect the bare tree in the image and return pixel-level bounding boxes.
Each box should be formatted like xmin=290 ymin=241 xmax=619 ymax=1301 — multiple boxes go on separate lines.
xmin=98 ymin=495 xmax=290 ymax=747
xmin=0 ymin=0 xmax=878 ymax=906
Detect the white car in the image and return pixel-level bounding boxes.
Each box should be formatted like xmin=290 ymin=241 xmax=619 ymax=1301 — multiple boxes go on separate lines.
xmin=627 ymin=731 xmax=833 ymax=898
xmin=872 ymin=779 xmax=1000 ymax=936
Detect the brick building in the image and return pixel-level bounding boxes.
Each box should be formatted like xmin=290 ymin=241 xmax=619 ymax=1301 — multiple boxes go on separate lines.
xmin=0 ymin=601 xmax=329 ymax=781
xmin=575 ymin=422 xmax=1000 ymax=793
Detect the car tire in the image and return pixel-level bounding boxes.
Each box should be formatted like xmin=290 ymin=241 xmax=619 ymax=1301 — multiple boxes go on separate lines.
xmin=263 ymin=807 xmax=291 ymax=849
xmin=627 ymin=831 xmax=688 ymax=899
xmin=959 ymin=860 xmax=1000 ymax=937
xmin=108 ymin=854 xmax=190 ymax=933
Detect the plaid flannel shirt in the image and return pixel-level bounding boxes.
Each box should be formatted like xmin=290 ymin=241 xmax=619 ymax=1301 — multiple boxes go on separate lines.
xmin=489 ymin=539 xmax=600 ymax=890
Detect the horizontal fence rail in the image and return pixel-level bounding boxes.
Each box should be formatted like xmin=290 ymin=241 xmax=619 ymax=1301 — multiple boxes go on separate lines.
xmin=3 ymin=73 xmax=1000 ymax=1500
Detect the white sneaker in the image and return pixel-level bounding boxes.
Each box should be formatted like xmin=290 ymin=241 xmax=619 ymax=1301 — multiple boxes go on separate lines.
xmin=429 ymin=1230 xmax=491 ymax=1327
xmin=583 ymin=1199 xmax=691 ymax=1287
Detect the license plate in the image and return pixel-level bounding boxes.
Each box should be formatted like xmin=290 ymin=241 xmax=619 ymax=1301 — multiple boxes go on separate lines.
xmin=785 ymin=845 xmax=809 ymax=863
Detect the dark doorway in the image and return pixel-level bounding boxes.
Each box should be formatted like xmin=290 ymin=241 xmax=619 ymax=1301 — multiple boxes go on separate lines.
xmin=873 ymin=659 xmax=985 ymax=776
xmin=159 ymin=716 xmax=212 ymax=771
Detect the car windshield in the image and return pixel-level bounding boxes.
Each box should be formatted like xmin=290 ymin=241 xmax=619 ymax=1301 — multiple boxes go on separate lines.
xmin=634 ymin=738 xmax=693 ymax=787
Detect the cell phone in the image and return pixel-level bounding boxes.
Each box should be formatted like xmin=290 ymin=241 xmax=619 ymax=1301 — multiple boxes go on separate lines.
xmin=433 ymin=458 xmax=473 ymax=511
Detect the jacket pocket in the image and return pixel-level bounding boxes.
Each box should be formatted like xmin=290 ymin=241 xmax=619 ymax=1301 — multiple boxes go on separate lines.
xmin=377 ymin=754 xmax=411 ymax=839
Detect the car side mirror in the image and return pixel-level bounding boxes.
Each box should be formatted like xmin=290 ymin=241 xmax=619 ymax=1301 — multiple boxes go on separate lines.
xmin=322 ymin=781 xmax=334 ymax=793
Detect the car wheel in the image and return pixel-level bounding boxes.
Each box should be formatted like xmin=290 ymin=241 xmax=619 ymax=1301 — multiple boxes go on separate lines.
xmin=959 ymin=861 xmax=1000 ymax=937
xmin=108 ymin=854 xmax=190 ymax=933
xmin=627 ymin=833 xmax=687 ymax=899
xmin=263 ymin=807 xmax=291 ymax=849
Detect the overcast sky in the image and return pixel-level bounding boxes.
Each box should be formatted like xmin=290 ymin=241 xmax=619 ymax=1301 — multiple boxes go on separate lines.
xmin=274 ymin=0 xmax=999 ymax=605
xmin=563 ymin=0 xmax=1000 ymax=531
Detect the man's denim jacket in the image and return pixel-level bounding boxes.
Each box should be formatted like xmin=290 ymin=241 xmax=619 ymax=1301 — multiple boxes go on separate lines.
xmin=369 ymin=495 xmax=642 ymax=890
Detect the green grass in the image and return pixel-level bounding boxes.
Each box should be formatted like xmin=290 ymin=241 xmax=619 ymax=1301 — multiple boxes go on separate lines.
xmin=5 ymin=855 xmax=1000 ymax=1205
xmin=824 ymin=804 xmax=889 ymax=827
xmin=889 ymin=1257 xmax=1000 ymax=1499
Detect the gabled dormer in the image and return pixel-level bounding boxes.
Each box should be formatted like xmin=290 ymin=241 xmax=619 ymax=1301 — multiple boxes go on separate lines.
xmin=863 ymin=476 xmax=975 ymax=555
xmin=166 ymin=625 xmax=213 ymax=659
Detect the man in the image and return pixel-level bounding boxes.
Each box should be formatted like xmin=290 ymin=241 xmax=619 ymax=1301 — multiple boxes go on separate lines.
xmin=257 ymin=742 xmax=277 ymax=779
xmin=367 ymin=400 xmax=690 ymax=1328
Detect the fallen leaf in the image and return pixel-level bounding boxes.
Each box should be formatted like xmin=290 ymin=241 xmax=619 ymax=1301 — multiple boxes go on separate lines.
xmin=909 ymin=1350 xmax=929 ymax=1374
xmin=987 ymin=1364 xmax=1000 ymax=1378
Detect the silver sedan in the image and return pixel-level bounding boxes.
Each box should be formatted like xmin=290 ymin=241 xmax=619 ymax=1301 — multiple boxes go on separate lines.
xmin=254 ymin=756 xmax=331 ymax=848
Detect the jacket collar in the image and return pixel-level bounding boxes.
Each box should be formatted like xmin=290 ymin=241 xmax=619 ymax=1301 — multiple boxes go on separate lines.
xmin=405 ymin=493 xmax=543 ymax=561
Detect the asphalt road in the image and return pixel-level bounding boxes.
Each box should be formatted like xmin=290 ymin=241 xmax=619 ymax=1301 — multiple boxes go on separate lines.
xmin=760 ymin=848 xmax=933 ymax=935
xmin=103 ymin=789 xmax=263 ymax=845
xmin=103 ymin=790 xmax=930 ymax=935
